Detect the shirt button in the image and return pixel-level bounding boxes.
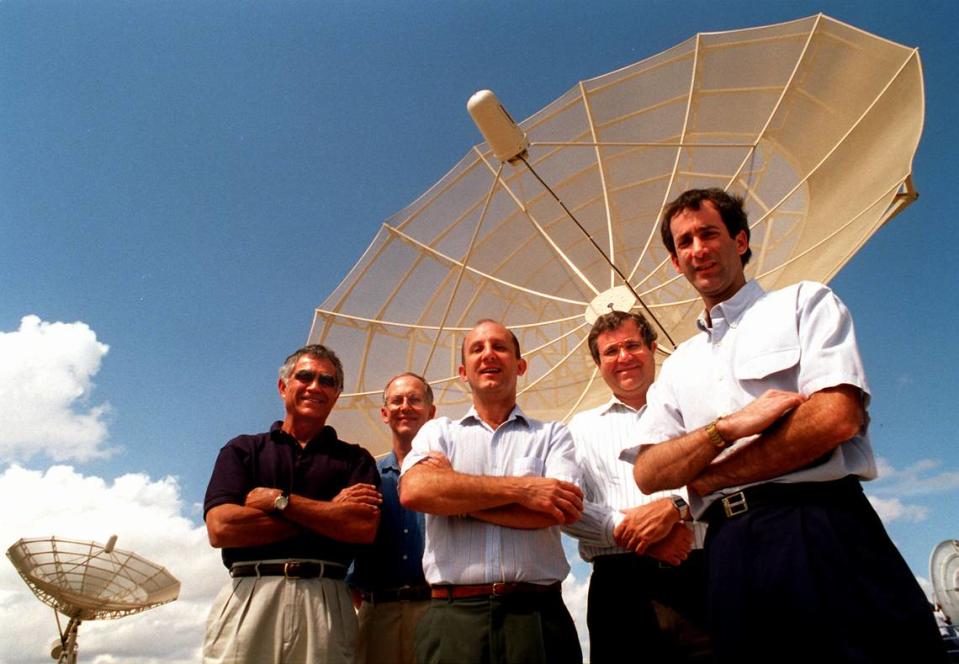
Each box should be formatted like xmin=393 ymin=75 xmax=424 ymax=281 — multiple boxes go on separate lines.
xmin=403 ymin=528 xmax=409 ymax=534
xmin=402 ymin=554 xmax=408 ymax=560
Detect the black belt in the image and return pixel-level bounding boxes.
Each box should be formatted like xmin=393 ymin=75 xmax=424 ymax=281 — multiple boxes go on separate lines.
xmin=361 ymin=586 xmax=431 ymax=603
xmin=230 ymin=561 xmax=347 ymax=580
xmin=431 ymin=581 xmax=561 ymax=600
xmin=702 ymin=476 xmax=861 ymax=524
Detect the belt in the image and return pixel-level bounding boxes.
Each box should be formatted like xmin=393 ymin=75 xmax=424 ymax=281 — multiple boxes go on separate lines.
xmin=361 ymin=586 xmax=432 ymax=603
xmin=702 ymin=476 xmax=861 ymax=524
xmin=230 ymin=561 xmax=347 ymax=580
xmin=431 ymin=581 xmax=562 ymax=600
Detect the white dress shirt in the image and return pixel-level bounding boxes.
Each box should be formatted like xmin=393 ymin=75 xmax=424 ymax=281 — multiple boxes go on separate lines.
xmin=564 ymin=398 xmax=705 ymax=561
xmin=401 ymin=405 xmax=579 ymax=585
xmin=622 ymin=280 xmax=876 ymax=519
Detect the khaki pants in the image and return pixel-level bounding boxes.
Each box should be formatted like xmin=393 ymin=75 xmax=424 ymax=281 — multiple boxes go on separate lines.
xmin=356 ymin=599 xmax=429 ymax=664
xmin=203 ymin=574 xmax=357 ymax=664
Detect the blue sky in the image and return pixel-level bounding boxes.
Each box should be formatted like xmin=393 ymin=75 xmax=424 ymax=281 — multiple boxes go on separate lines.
xmin=1 ymin=1 xmax=956 ymax=661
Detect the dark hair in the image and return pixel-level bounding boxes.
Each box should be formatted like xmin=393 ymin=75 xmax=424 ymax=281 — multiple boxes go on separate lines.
xmin=587 ymin=311 xmax=657 ymax=364
xmin=660 ymin=188 xmax=751 ymax=266
xmin=383 ymin=372 xmax=434 ymax=407
xmin=461 ymin=319 xmax=521 ymax=364
xmin=279 ymin=344 xmax=344 ymax=390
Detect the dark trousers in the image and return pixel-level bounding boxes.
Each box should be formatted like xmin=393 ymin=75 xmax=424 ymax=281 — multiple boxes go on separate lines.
xmin=588 ymin=551 xmax=711 ymax=663
xmin=704 ymin=478 xmax=947 ymax=663
xmin=414 ymin=589 xmax=582 ymax=664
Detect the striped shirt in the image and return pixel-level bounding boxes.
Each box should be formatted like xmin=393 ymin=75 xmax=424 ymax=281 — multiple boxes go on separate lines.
xmin=564 ymin=398 xmax=705 ymax=562
xmin=400 ymin=405 xmax=579 ymax=585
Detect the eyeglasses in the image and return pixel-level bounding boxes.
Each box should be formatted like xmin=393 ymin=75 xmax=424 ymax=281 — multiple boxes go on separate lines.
xmin=600 ymin=340 xmax=649 ymax=360
xmin=385 ymin=395 xmax=426 ymax=409
xmin=292 ymin=370 xmax=339 ymax=389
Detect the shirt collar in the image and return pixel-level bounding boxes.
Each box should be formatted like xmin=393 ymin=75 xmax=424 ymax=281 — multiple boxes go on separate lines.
xmin=460 ymin=403 xmax=529 ymax=428
xmin=269 ymin=420 xmax=337 ymax=449
xmin=597 ymin=395 xmax=647 ymax=416
xmin=696 ymin=279 xmax=765 ymax=334
xmin=379 ymin=451 xmax=400 ymax=473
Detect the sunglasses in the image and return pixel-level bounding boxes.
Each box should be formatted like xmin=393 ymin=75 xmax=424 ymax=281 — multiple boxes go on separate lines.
xmin=291 ymin=370 xmax=339 ymax=389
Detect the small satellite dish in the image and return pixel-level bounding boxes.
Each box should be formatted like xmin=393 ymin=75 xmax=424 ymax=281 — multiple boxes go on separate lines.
xmin=6 ymin=535 xmax=180 ymax=663
xmin=930 ymin=539 xmax=959 ymax=623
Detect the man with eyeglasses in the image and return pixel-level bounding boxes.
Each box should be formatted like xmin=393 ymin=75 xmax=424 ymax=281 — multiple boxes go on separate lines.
xmin=563 ymin=310 xmax=710 ymax=662
xmin=202 ymin=344 xmax=381 ymax=664
xmin=348 ymin=373 xmax=436 ymax=664
xmin=399 ymin=319 xmax=584 ymax=664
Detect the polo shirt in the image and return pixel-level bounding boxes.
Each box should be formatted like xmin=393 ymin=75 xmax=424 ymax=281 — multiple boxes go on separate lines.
xmin=204 ymin=421 xmax=379 ymax=568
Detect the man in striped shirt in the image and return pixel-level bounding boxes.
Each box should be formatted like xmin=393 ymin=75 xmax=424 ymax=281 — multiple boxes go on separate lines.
xmin=564 ymin=310 xmax=710 ymax=663
xmin=400 ymin=319 xmax=584 ymax=664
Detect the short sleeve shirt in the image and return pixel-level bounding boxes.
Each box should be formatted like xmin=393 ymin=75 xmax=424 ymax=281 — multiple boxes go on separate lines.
xmin=204 ymin=421 xmax=380 ymax=568
xmin=623 ymin=281 xmax=876 ymax=518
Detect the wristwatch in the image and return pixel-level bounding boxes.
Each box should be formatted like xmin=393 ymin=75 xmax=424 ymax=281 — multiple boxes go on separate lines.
xmin=670 ymin=495 xmax=690 ymax=521
xmin=273 ymin=491 xmax=289 ymax=513
xmin=705 ymin=417 xmax=728 ymax=449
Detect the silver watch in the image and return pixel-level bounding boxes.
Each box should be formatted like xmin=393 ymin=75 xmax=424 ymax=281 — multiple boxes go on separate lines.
xmin=273 ymin=492 xmax=289 ymax=513
xmin=670 ymin=495 xmax=689 ymax=521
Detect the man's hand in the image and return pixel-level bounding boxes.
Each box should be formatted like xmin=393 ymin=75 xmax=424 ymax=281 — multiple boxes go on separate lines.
xmin=332 ymin=483 xmax=382 ymax=508
xmin=720 ymin=389 xmax=806 ymax=441
xmin=644 ymin=523 xmax=693 ymax=566
xmin=612 ymin=498 xmax=680 ymax=554
xmin=245 ymin=487 xmax=283 ymax=513
xmin=517 ymin=477 xmax=584 ymax=524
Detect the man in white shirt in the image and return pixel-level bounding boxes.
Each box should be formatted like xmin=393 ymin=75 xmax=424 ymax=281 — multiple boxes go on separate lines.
xmin=400 ymin=319 xmax=584 ymax=664
xmin=624 ymin=188 xmax=944 ymax=662
xmin=564 ymin=310 xmax=710 ymax=662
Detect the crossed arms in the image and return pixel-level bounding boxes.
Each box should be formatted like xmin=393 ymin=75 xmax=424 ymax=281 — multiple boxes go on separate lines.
xmin=206 ymin=483 xmax=381 ymax=548
xmin=633 ymin=384 xmax=864 ymax=497
xmin=399 ymin=452 xmax=584 ymax=529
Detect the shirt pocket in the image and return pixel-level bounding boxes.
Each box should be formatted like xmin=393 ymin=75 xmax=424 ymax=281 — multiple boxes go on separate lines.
xmin=733 ymin=317 xmax=800 ymax=381
xmin=511 ymin=456 xmax=545 ymax=477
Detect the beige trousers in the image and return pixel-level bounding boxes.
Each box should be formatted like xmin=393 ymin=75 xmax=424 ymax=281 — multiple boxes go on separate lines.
xmin=203 ymin=574 xmax=357 ymax=664
xmin=355 ymin=599 xmax=429 ymax=664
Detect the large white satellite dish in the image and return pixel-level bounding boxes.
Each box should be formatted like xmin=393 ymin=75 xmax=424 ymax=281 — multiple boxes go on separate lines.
xmin=6 ymin=535 xmax=180 ymax=663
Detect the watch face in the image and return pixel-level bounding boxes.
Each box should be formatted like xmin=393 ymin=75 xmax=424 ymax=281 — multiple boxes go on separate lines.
xmin=274 ymin=494 xmax=289 ymax=511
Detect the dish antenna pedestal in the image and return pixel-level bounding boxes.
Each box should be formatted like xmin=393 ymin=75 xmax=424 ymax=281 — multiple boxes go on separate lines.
xmin=6 ymin=535 xmax=180 ymax=663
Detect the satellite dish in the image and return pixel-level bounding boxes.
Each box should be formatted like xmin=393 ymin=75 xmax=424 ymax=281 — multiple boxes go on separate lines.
xmin=931 ymin=540 xmax=959 ymax=623
xmin=6 ymin=535 xmax=180 ymax=663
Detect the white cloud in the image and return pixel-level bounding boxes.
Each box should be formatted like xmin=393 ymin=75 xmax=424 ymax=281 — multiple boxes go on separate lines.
xmin=866 ymin=495 xmax=929 ymax=523
xmin=871 ymin=456 xmax=959 ymax=497
xmin=561 ymin=536 xmax=591 ymax=660
xmin=0 ymin=316 xmax=112 ymax=463
xmin=0 ymin=464 xmax=223 ymax=664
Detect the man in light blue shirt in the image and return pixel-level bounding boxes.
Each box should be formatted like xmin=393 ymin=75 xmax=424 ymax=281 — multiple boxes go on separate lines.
xmin=349 ymin=373 xmax=435 ymax=664
xmin=624 ymin=188 xmax=944 ymax=662
xmin=400 ymin=319 xmax=583 ymax=664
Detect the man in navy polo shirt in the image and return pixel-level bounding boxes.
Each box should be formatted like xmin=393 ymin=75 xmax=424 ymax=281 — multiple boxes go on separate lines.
xmin=203 ymin=344 xmax=381 ymax=664
xmin=349 ymin=372 xmax=436 ymax=664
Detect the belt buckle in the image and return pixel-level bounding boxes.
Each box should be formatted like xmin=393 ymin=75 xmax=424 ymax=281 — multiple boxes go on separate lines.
xmin=491 ymin=582 xmax=509 ymax=596
xmin=283 ymin=561 xmax=302 ymax=579
xmin=722 ymin=491 xmax=748 ymax=518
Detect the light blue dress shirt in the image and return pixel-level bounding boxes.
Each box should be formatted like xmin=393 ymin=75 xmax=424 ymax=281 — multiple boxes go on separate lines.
xmin=401 ymin=405 xmax=579 ymax=585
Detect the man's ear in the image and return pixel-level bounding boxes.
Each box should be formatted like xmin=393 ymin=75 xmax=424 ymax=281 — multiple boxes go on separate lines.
xmin=735 ymin=230 xmax=748 ymax=257
xmin=516 ymin=357 xmax=528 ymax=377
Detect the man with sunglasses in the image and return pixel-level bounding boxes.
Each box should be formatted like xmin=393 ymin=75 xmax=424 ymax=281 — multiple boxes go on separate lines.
xmin=203 ymin=344 xmax=381 ymax=664
xmin=349 ymin=373 xmax=436 ymax=664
